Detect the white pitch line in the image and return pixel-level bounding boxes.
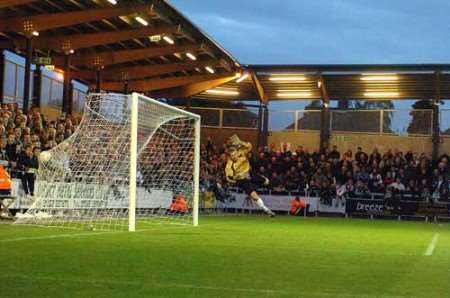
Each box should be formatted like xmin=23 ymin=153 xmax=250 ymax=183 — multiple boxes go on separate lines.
xmin=0 ymin=226 xmax=190 ymax=243
xmin=152 ymin=282 xmax=410 ymax=298
xmin=0 ymin=274 xmax=411 ymax=298
xmin=0 ymin=222 xmax=231 ymax=243
xmin=424 ymin=233 xmax=440 ymax=256
xmin=0 ymin=231 xmax=114 ymax=242
xmin=1 ymin=274 xmax=140 ymax=286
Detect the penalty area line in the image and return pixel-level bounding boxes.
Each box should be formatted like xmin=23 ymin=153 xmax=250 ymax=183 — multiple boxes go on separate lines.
xmin=424 ymin=233 xmax=439 ymax=256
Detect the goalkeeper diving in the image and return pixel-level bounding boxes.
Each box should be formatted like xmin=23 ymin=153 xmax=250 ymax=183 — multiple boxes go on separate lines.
xmin=225 ymin=135 xmax=275 ymax=217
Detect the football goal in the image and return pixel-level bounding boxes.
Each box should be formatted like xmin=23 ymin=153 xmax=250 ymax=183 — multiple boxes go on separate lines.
xmin=15 ymin=93 xmax=200 ymax=231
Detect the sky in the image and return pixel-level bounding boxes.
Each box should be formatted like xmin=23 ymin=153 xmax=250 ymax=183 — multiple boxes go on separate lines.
xmin=170 ymin=0 xmax=450 ymax=65
xmin=169 ymin=0 xmax=450 ymax=131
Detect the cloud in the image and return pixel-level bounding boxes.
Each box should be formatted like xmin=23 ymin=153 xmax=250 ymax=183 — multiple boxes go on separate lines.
xmin=171 ymin=0 xmax=450 ymax=64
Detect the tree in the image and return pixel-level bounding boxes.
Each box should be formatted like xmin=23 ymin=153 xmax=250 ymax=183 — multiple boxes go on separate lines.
xmin=407 ymin=100 xmax=433 ymax=135
xmin=331 ymin=100 xmax=393 ymax=133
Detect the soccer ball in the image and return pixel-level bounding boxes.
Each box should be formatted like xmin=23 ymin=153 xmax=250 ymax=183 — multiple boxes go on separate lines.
xmin=40 ymin=151 xmax=52 ymax=162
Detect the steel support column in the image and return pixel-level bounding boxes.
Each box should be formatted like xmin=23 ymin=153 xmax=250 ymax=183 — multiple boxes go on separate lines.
xmin=0 ymin=51 xmax=4 ymax=104
xmin=257 ymin=101 xmax=264 ymax=148
xmin=32 ymin=64 xmax=41 ymax=108
xmin=432 ymin=71 xmax=441 ymax=161
xmin=95 ymin=68 xmax=102 ymax=93
xmin=62 ymin=54 xmax=72 ymax=114
xmin=318 ymin=77 xmax=331 ymax=152
xmin=262 ymin=104 xmax=269 ymax=147
xmin=320 ymin=101 xmax=331 ymax=152
xmin=23 ymin=37 xmax=32 ymax=113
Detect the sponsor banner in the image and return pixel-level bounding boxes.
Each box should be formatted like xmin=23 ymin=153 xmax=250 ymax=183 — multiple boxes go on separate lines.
xmin=398 ymin=200 xmax=420 ymax=215
xmin=218 ymin=193 xmax=318 ymax=211
xmin=216 ymin=193 xmax=346 ymax=214
xmin=9 ymin=180 xmax=173 ymax=210
xmin=318 ymin=199 xmax=346 ymax=214
xmin=346 ymin=198 xmax=385 ymax=215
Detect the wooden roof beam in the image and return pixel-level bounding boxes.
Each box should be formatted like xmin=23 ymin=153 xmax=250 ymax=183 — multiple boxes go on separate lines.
xmin=250 ymin=71 xmax=268 ymax=103
xmin=1 ymin=24 xmax=179 ymax=51
xmin=151 ymin=75 xmax=237 ymax=98
xmin=0 ymin=0 xmax=37 ymax=8
xmin=53 ymin=44 xmax=200 ymax=68
xmin=74 ymin=59 xmax=219 ymax=81
xmin=0 ymin=3 xmax=155 ymax=33
xmin=100 ymin=73 xmax=235 ymax=92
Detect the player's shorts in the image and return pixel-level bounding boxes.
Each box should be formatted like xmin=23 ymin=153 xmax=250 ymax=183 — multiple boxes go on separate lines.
xmin=236 ymin=179 xmax=257 ymax=195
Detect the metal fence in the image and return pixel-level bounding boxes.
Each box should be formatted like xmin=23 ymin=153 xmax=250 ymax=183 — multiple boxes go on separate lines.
xmin=269 ymin=108 xmax=434 ymax=136
xmin=180 ymin=106 xmax=444 ymax=136
xmin=186 ymin=107 xmax=259 ymax=129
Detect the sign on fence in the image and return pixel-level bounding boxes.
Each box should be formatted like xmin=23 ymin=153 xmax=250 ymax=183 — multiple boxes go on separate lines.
xmin=346 ymin=198 xmax=385 ymax=215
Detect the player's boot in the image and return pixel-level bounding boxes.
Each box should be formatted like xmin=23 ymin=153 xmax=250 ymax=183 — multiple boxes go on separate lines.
xmin=267 ymin=210 xmax=276 ymax=217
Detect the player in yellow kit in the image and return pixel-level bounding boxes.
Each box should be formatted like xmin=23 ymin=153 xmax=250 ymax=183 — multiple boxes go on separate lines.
xmin=225 ymin=135 xmax=275 ymax=217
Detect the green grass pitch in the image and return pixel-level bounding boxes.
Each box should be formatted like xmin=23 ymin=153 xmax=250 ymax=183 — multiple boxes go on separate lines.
xmin=1 ymin=216 xmax=449 ymax=298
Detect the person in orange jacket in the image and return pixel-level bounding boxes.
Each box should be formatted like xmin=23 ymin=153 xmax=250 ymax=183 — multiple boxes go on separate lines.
xmin=0 ymin=165 xmax=12 ymax=195
xmin=290 ymin=196 xmax=308 ymax=216
xmin=168 ymin=194 xmax=188 ymax=214
xmin=176 ymin=196 xmax=188 ymax=213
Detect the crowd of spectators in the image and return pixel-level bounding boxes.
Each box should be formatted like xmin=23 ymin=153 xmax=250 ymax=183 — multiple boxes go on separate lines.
xmin=1 ymin=101 xmax=449 ymax=205
xmin=201 ymin=137 xmax=450 ymax=203
xmin=0 ymin=103 xmax=79 ymax=196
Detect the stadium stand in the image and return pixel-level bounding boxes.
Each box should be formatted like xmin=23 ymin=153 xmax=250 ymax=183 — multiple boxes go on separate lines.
xmin=0 ymin=103 xmax=77 ymax=198
xmin=200 ymin=137 xmax=450 ymax=213
xmin=1 ymin=101 xmax=448 ymax=220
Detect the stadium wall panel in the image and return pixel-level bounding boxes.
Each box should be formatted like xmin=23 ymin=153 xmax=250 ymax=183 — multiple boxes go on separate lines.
xmin=201 ymin=127 xmax=257 ymax=147
xmin=268 ymin=131 xmax=320 ymax=150
xmin=330 ymin=133 xmax=432 ymax=155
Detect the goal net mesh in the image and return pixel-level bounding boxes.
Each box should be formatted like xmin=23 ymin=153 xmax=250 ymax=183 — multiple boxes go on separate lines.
xmin=16 ymin=93 xmax=198 ymax=230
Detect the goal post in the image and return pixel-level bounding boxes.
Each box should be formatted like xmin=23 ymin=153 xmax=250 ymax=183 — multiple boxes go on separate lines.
xmin=16 ymin=92 xmax=201 ymax=231
xmin=128 ymin=92 xmax=138 ymax=232
xmin=193 ymin=116 xmax=201 ymax=227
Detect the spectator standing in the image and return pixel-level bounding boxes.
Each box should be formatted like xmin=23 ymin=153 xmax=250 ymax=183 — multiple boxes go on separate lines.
xmin=18 ymin=145 xmax=39 ymax=197
xmin=355 ymin=147 xmax=369 ymax=166
xmin=328 ymin=145 xmax=340 ymax=160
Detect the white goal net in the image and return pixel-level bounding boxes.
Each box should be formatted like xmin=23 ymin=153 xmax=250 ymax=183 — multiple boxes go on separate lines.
xmin=15 ymin=93 xmax=200 ymax=231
